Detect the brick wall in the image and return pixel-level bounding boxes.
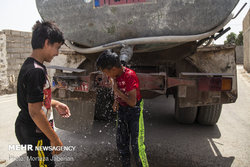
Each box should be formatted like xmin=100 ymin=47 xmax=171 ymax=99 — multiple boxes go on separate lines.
xmin=243 ymin=9 xmax=250 ymax=72
xmin=0 ymin=29 xmax=85 ymax=95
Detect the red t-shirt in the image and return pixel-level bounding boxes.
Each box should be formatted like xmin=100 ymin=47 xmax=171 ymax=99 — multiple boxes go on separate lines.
xmin=116 ymin=67 xmax=141 ymax=106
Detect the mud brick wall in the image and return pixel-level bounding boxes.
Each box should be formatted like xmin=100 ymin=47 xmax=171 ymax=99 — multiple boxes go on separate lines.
xmin=0 ymin=31 xmax=8 ymax=93
xmin=0 ymin=30 xmax=32 ymax=94
xmin=243 ymin=9 xmax=250 ymax=72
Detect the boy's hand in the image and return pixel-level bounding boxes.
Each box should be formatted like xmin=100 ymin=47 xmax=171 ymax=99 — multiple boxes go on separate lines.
xmin=111 ymin=78 xmax=118 ymax=92
xmin=50 ymin=138 xmax=63 ymax=155
xmin=55 ymin=102 xmax=71 ymax=118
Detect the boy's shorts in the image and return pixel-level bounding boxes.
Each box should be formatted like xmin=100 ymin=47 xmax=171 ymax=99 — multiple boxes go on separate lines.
xmin=15 ymin=119 xmax=55 ymax=167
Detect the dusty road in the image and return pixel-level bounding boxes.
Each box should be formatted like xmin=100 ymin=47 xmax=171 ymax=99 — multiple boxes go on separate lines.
xmin=1 ymin=65 xmax=250 ymax=167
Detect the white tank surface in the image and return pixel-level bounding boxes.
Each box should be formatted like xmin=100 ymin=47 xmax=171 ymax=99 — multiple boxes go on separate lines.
xmin=36 ymin=0 xmax=239 ymax=48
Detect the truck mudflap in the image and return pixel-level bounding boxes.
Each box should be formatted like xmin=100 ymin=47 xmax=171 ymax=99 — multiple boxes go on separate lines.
xmin=177 ymin=73 xmax=236 ymax=108
xmin=178 ymin=45 xmax=238 ymax=108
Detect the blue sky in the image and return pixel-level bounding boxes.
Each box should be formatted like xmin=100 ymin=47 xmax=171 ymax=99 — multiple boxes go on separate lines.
xmin=0 ymin=0 xmax=249 ymax=44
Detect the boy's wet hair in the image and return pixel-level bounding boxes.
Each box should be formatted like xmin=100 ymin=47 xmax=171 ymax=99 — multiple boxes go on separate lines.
xmin=31 ymin=20 xmax=64 ymax=49
xmin=96 ymin=50 xmax=122 ymax=70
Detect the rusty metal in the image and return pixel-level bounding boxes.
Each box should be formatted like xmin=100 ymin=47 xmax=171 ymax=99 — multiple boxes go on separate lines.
xmin=53 ymin=72 xmax=203 ymax=93
xmin=137 ymin=73 xmax=165 ymax=90
xmin=180 ymin=72 xmax=234 ymax=76
xmin=167 ymin=77 xmax=196 ymax=88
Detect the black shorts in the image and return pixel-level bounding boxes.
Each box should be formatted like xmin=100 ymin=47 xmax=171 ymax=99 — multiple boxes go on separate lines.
xmin=15 ymin=119 xmax=55 ymax=167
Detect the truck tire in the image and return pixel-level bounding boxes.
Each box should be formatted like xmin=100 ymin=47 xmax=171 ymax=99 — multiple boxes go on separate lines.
xmin=94 ymin=88 xmax=116 ymax=121
xmin=175 ymin=99 xmax=198 ymax=124
xmin=197 ymin=104 xmax=222 ymax=125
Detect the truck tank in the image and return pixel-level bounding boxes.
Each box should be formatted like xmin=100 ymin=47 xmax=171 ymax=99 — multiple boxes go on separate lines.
xmin=36 ymin=0 xmax=241 ymax=132
xmin=36 ymin=0 xmax=239 ymax=49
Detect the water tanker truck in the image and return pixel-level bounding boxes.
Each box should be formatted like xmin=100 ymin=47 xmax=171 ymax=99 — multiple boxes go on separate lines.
xmin=36 ymin=0 xmax=243 ymax=132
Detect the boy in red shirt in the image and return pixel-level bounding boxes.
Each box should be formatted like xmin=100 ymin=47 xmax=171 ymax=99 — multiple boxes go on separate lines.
xmin=96 ymin=50 xmax=149 ymax=167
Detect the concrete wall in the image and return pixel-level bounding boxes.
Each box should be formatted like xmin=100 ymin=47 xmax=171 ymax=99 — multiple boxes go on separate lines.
xmin=0 ymin=29 xmax=86 ymax=95
xmin=235 ymin=46 xmax=244 ymax=64
xmin=243 ymin=9 xmax=250 ymax=72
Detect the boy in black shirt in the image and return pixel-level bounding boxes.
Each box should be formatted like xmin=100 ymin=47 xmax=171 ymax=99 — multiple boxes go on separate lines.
xmin=15 ymin=21 xmax=71 ymax=167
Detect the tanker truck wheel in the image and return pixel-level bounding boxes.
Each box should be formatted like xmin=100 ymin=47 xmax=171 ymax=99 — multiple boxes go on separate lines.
xmin=197 ymin=104 xmax=222 ymax=125
xmin=175 ymin=98 xmax=198 ymax=124
xmin=94 ymin=88 xmax=116 ymax=121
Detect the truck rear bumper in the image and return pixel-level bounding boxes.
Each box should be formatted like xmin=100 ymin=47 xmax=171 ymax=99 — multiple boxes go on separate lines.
xmin=51 ymin=69 xmax=236 ymax=108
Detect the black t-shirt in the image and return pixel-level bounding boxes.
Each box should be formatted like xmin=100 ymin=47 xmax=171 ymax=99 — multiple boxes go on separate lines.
xmin=16 ymin=57 xmax=53 ymax=132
